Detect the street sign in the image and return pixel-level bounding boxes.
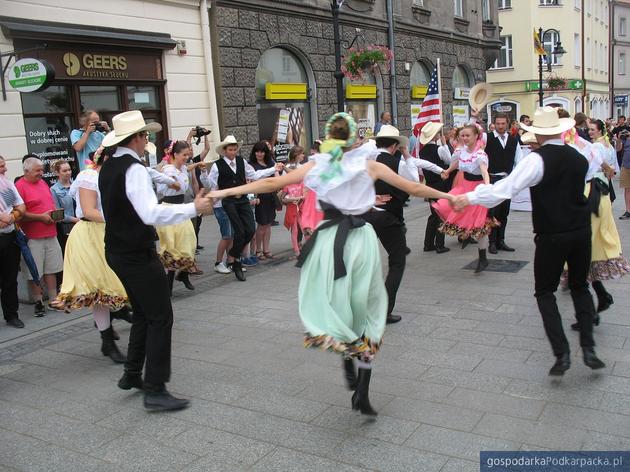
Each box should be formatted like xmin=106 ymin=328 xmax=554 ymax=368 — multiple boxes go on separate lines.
xmin=615 ymin=95 xmax=628 ymax=105
xmin=525 ymin=79 xmax=584 ymax=91
xmin=8 ymin=58 xmax=55 ymax=93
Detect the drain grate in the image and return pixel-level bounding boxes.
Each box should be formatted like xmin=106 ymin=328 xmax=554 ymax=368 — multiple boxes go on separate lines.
xmin=462 ymin=259 xmax=529 ymax=273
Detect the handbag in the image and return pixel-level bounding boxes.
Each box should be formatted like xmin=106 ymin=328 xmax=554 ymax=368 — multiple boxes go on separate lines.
xmin=273 ymin=192 xmax=283 ymax=211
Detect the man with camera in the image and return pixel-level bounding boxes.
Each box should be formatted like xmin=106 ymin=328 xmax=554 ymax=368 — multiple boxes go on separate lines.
xmin=71 ymin=110 xmax=110 ymax=171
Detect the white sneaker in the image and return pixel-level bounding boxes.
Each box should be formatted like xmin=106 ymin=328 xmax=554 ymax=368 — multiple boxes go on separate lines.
xmin=214 ymin=262 xmax=231 ymax=274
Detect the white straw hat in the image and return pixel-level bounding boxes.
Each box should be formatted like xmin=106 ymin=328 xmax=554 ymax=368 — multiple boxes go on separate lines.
xmin=370 ymin=124 xmax=409 ymax=148
xmin=215 ymin=135 xmax=242 ymax=155
xmin=468 ymin=83 xmax=494 ymax=112
xmin=520 ymin=107 xmax=576 ymax=135
xmin=102 ymin=110 xmax=162 ymax=147
xmin=419 ymin=122 xmax=444 ymax=145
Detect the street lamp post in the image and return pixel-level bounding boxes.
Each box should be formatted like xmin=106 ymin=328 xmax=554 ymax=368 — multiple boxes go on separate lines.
xmin=537 ymin=27 xmax=566 ymax=106
xmin=332 ymin=0 xmax=345 ymax=112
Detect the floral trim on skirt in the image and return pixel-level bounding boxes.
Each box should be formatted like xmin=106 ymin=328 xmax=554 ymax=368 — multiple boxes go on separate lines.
xmin=438 ymin=218 xmax=499 ymax=240
xmin=52 ymin=291 xmax=127 ymax=312
xmin=159 ymin=251 xmax=196 ymax=272
xmin=304 ymin=334 xmax=381 ymax=363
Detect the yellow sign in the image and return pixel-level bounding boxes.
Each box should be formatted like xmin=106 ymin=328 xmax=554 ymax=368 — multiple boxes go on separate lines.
xmin=62 ymin=52 xmax=128 ymax=79
xmin=411 ymin=85 xmax=428 ymax=99
xmin=265 ymin=83 xmax=307 ymax=100
xmin=346 ymin=84 xmax=377 ymax=99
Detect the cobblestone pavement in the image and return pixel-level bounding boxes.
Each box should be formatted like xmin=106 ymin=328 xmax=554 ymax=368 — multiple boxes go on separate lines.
xmin=1 ymin=192 xmax=630 ymax=472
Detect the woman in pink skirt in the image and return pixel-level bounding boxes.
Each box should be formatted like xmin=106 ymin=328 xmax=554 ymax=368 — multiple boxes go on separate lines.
xmin=433 ymin=123 xmax=498 ymax=272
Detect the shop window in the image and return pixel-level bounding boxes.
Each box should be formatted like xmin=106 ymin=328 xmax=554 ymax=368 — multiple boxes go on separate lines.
xmin=79 ymin=85 xmax=121 ymax=112
xmin=21 ymin=85 xmax=70 ymax=114
xmin=256 ymin=47 xmax=312 ymax=162
xmin=128 ymin=86 xmax=160 ymax=110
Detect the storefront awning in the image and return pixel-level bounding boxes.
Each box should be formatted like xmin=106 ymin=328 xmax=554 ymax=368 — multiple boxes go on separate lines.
xmin=0 ymin=16 xmax=176 ymax=50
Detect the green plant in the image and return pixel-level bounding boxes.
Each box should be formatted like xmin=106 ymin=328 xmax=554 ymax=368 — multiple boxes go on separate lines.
xmin=342 ymin=46 xmax=393 ymax=81
xmin=546 ymin=75 xmax=567 ymax=90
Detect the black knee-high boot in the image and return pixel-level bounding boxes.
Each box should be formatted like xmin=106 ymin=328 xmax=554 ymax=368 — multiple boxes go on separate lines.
xmin=101 ymin=327 xmax=126 ymax=363
xmin=351 ymin=368 xmax=377 ymax=416
xmin=343 ymin=358 xmax=357 ymax=390
xmin=176 ymin=271 xmax=195 ymax=290
xmin=474 ymin=249 xmax=488 ymax=273
xmin=592 ymin=280 xmax=613 ymax=314
xmin=167 ymin=271 xmax=175 ymax=296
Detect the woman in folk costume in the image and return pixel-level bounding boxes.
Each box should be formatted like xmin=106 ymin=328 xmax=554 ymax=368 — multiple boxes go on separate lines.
xmin=433 ymin=123 xmax=498 ymax=273
xmin=208 ymin=113 xmax=454 ymax=416
xmin=156 ymin=140 xmax=198 ymax=293
xmin=52 ymin=147 xmax=128 ymax=363
xmin=566 ymin=119 xmax=629 ymax=328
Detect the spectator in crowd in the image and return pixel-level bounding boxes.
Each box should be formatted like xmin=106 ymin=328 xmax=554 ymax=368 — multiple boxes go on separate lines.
xmin=187 ymin=128 xmax=211 ymax=252
xmin=0 ymin=156 xmax=26 ymax=328
xmin=50 ymin=160 xmax=79 ymax=256
xmin=519 ymin=114 xmax=532 ymax=127
xmin=616 ymin=128 xmax=630 ymax=220
xmin=71 ymin=110 xmax=110 ymax=171
xmin=612 ymin=115 xmax=628 ymax=137
xmin=574 ymin=112 xmax=591 ymax=142
xmin=374 ymin=111 xmax=392 ymax=135
xmin=15 ymin=157 xmax=64 ymax=316
xmin=249 ymin=141 xmax=279 ymax=262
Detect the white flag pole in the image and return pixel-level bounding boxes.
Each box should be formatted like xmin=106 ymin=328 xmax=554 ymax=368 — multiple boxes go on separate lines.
xmin=436 ymin=57 xmax=443 ymax=122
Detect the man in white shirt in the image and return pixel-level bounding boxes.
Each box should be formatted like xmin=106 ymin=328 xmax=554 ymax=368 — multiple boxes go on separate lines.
xmin=206 ymin=136 xmax=283 ymax=281
xmin=99 ymin=111 xmax=213 ymax=412
xmin=454 ymin=107 xmax=606 ymax=376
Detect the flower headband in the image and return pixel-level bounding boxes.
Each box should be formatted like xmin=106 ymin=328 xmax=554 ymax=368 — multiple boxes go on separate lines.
xmin=319 ymin=112 xmax=358 ymax=182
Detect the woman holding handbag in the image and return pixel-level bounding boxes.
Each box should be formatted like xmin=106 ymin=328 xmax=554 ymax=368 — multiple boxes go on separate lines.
xmin=249 ymin=141 xmax=279 ymax=261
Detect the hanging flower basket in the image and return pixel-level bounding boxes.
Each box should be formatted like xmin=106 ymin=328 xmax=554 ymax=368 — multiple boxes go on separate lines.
xmin=342 ymin=45 xmax=393 ymax=82
xmin=546 ymin=75 xmax=567 ymax=90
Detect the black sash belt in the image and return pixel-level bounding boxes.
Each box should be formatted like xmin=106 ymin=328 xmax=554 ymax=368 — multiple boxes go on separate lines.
xmin=587 ymin=178 xmax=610 ymax=217
xmin=162 ymin=195 xmax=185 ymax=204
xmin=296 ymin=202 xmax=365 ymax=280
xmin=463 ymin=172 xmax=483 ymax=182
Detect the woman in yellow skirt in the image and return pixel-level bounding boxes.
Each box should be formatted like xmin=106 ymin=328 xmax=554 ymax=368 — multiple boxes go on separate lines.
xmin=52 ymin=149 xmax=127 ymax=363
xmin=156 ymin=140 xmax=198 ymax=293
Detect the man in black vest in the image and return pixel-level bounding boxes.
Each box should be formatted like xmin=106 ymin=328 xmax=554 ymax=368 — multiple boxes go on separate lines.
xmin=454 ymin=107 xmax=606 ymax=376
xmin=361 ymin=125 xmax=420 ymax=324
xmin=416 ymin=122 xmax=452 ymax=253
xmin=485 ymin=113 xmax=522 ymax=254
xmin=99 ymin=111 xmax=214 ymax=411
xmin=206 ymin=136 xmax=283 ymax=281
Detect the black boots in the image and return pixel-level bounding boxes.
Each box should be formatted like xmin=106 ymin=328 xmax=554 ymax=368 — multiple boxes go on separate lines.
xmin=549 ymin=352 xmax=571 ymax=376
xmin=231 ymin=260 xmax=246 ymax=281
xmin=100 ymin=327 xmax=126 ymax=364
xmin=118 ymin=371 xmax=144 ymax=390
xmin=474 ymin=249 xmax=489 ymax=273
xmin=343 ymin=358 xmax=357 ymax=390
xmin=176 ymin=271 xmax=195 ymax=290
xmin=592 ymin=281 xmax=613 ymax=313
xmin=167 ymin=271 xmax=175 ymax=295
xmin=351 ymin=368 xmax=377 ymax=416
xmin=583 ymin=348 xmax=606 ymax=370
xmin=144 ymin=383 xmax=190 ymax=412
xmin=111 ymin=306 xmax=133 ymax=324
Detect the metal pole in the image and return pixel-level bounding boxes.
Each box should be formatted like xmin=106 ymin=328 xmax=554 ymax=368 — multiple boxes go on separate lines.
xmin=332 ymin=1 xmax=344 ymax=112
xmin=538 ymin=27 xmax=544 ymax=107
xmin=385 ymin=0 xmax=397 ymax=126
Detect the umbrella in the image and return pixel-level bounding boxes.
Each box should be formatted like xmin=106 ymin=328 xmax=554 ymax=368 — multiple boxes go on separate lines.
xmin=15 ymin=229 xmax=41 ymax=285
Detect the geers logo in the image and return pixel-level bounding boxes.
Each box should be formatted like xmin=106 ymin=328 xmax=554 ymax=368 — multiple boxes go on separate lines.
xmin=62 ymin=52 xmax=128 ymax=78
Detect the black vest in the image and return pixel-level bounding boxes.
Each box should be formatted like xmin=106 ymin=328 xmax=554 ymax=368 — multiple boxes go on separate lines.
xmin=485 ymin=133 xmax=518 ymax=174
xmin=530 ymin=144 xmax=590 ymax=235
xmin=418 ymin=143 xmax=447 ymax=190
xmin=216 ymin=156 xmax=246 ymax=190
xmin=374 ymin=151 xmax=409 ymax=222
xmin=99 ymin=154 xmax=158 ymax=253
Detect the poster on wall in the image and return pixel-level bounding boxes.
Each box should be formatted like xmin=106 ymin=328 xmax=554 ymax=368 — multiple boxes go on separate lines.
xmin=24 ymin=116 xmax=76 ymax=185
xmin=345 ymin=103 xmax=375 ymax=138
xmin=257 ymin=106 xmax=306 ymax=162
xmin=452 ymin=105 xmax=470 ymax=127
xmin=410 ymin=104 xmax=423 ymax=130
xmin=489 ymin=102 xmax=518 ymax=123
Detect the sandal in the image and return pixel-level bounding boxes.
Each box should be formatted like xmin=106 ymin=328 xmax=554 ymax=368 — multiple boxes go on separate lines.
xmin=263 ymin=252 xmax=275 ymax=260
xmin=256 ymin=251 xmax=266 ymax=260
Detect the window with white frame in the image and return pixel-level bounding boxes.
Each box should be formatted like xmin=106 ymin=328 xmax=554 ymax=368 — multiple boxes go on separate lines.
xmin=454 ymin=0 xmax=464 ymax=17
xmin=543 ymin=30 xmax=562 ymax=65
xmin=539 ymin=0 xmax=560 ymax=5
xmin=498 ymin=0 xmax=511 ymax=9
xmin=605 ymin=45 xmax=608 ymax=73
xmin=621 ymin=17 xmax=627 ymax=36
xmin=594 ymin=40 xmax=599 ymax=71
xmin=412 ymin=0 xmax=424 ymax=6
xmin=574 ymin=0 xmax=580 ymax=9
xmin=492 ymin=35 xmax=513 ymax=69
xmin=482 ymin=0 xmax=491 ymax=21
xmin=620 ymin=52 xmax=626 ymax=75
xmin=586 ymin=37 xmax=591 ymax=67
xmin=574 ymin=33 xmax=581 ymax=67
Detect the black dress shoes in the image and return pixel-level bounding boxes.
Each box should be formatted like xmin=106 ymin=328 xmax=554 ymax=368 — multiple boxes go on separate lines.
xmin=144 ymin=386 xmax=190 ymax=412
xmin=497 ymin=241 xmax=515 ymax=252
xmin=386 ymin=314 xmax=401 ymax=324
xmin=6 ymin=317 xmax=24 ymax=328
xmin=423 ymin=245 xmax=436 ymax=252
xmin=435 ymin=246 xmax=450 ymax=254
xmin=230 ymin=261 xmax=246 ymax=281
xmin=570 ymin=314 xmax=600 ymax=331
xmin=583 ymin=348 xmax=606 ymax=370
xmin=549 ymin=352 xmax=571 ymax=376
xmin=488 ymin=242 xmax=498 ymax=254
xmin=118 ymin=372 xmax=144 ymax=390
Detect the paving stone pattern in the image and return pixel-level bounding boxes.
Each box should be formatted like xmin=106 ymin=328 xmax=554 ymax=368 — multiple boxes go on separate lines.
xmin=2 ymin=193 xmax=630 ymax=471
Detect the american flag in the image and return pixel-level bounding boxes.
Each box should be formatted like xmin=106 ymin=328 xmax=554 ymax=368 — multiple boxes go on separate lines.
xmin=412 ymin=67 xmax=441 ymax=156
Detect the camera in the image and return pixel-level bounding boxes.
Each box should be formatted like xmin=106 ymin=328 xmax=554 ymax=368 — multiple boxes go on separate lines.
xmin=92 ymin=121 xmax=106 ymax=133
xmin=193 ymin=125 xmax=211 ymax=145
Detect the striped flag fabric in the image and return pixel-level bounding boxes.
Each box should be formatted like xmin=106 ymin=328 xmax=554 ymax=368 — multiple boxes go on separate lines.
xmin=412 ymin=66 xmax=441 ymax=156
xmin=533 ymin=29 xmax=547 ymax=56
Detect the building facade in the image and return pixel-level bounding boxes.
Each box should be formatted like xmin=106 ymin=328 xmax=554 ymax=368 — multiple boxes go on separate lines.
xmin=0 ymin=0 xmax=221 ymax=180
xmin=211 ymin=0 xmax=500 ymax=160
xmin=486 ymin=0 xmax=610 ymax=122
xmin=612 ymin=0 xmax=630 ymax=117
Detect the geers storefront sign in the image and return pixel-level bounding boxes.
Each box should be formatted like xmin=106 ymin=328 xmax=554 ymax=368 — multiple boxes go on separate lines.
xmin=62 ymin=52 xmax=128 ymax=79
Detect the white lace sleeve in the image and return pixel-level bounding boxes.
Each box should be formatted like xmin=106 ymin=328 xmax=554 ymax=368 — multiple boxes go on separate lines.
xmin=69 ymin=169 xmax=99 ymax=197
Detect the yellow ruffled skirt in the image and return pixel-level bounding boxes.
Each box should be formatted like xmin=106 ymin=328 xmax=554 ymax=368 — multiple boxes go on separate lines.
xmin=54 ymin=220 xmax=128 ymax=310
xmin=156 ymin=207 xmax=196 ymax=271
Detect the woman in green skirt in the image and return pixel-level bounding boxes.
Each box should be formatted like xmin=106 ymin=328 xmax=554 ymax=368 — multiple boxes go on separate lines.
xmin=209 ymin=113 xmax=454 ymax=416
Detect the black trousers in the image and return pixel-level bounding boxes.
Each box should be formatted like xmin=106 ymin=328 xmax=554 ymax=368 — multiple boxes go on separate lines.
xmin=424 ymin=202 xmax=445 ymax=249
xmin=361 ymin=210 xmax=407 ymax=316
xmin=106 ymin=248 xmax=173 ymax=385
xmin=223 ymin=197 xmax=256 ymax=259
xmin=533 ymin=227 xmax=595 ymax=356
xmin=193 ymin=216 xmax=202 ymax=244
xmin=489 ymin=175 xmax=510 ymax=244
xmin=0 ymin=232 xmax=20 ymax=321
